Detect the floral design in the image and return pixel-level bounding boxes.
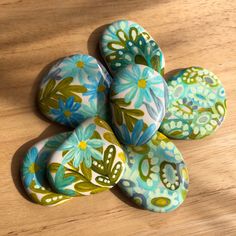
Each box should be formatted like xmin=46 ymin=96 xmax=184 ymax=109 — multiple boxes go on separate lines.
xmin=160 ymin=67 xmax=227 ymax=139
xmin=50 ymin=97 xmax=84 ymax=127
xmin=118 ymin=131 xmax=189 ymax=213
xmin=171 ymin=98 xmax=197 ymax=120
xmin=113 ymin=120 xmax=157 ymax=146
xmin=47 ymin=117 xmax=126 ymax=197
xmin=38 ymin=54 xmax=111 ymax=128
xmin=100 ymin=20 xmax=165 ymax=75
xmin=113 ymin=64 xmax=164 ymax=108
xmin=191 ymin=110 xmax=219 ymax=138
xmin=21 ymin=135 xmax=72 ymax=206
xmin=22 ymin=147 xmax=45 ymax=188
xmin=60 ymin=123 xmax=104 ymax=168
xmin=59 ymin=54 xmax=98 ymax=82
xmin=83 ymin=74 xmax=108 ymax=102
xmin=111 ymin=64 xmax=167 ymax=146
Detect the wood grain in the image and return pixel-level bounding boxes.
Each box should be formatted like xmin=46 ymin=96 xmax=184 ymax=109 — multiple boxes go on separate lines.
xmin=0 ymin=0 xmax=236 ymax=235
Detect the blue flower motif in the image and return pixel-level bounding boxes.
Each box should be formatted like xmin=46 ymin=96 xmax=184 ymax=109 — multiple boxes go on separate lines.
xmin=59 ymin=55 xmax=98 ymax=82
xmin=50 ymin=97 xmax=84 ymax=127
xmin=60 ymin=123 xmax=104 ymax=168
xmin=22 ymin=147 xmax=45 ymax=188
xmin=83 ymin=73 xmax=108 ymax=102
xmin=113 ymin=65 xmax=164 ymax=108
xmin=114 ymin=120 xmax=157 ymax=145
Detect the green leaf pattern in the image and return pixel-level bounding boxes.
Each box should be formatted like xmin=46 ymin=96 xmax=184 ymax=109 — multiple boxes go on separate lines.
xmin=47 ymin=117 xmax=126 ymax=196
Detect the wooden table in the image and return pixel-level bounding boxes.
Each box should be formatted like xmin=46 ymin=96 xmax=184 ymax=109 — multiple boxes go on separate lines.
xmin=0 ymin=0 xmax=236 ymax=235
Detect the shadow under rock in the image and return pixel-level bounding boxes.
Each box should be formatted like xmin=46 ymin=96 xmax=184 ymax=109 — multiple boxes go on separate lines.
xmin=87 ymin=24 xmax=109 ymax=68
xmin=164 ymin=68 xmax=186 ymax=81
xmin=11 ymin=124 xmax=68 ymax=201
xmin=110 ymin=185 xmax=145 ymax=210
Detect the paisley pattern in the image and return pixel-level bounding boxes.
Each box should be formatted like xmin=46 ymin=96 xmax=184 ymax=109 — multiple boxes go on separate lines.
xmin=38 ymin=54 xmax=112 ymax=128
xmin=47 ymin=117 xmax=126 ymax=196
xmin=160 ymin=67 xmax=227 ymax=139
xmin=118 ymin=132 xmax=189 ymax=213
xmin=100 ymin=20 xmax=165 ymax=76
xmin=110 ymin=64 xmax=168 ymax=145
xmin=21 ymin=133 xmax=72 ymax=206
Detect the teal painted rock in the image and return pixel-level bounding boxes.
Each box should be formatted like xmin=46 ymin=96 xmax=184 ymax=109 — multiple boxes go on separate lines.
xmin=38 ymin=54 xmax=112 ymax=128
xmin=21 ymin=132 xmax=72 ymax=206
xmin=100 ymin=20 xmax=165 ymax=76
xmin=110 ymin=64 xmax=168 ymax=146
xmin=118 ymin=132 xmax=189 ymax=213
xmin=47 ymin=117 xmax=126 ymax=196
xmin=160 ymin=67 xmax=227 ymax=139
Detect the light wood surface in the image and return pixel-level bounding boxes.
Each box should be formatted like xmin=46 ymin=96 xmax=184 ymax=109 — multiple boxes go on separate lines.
xmin=0 ymin=0 xmax=236 ymax=235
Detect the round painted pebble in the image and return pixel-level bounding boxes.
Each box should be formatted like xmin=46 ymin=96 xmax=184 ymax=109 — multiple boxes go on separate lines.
xmin=160 ymin=67 xmax=227 ymax=139
xmin=21 ymin=132 xmax=72 ymax=206
xmin=38 ymin=54 xmax=112 ymax=128
xmin=110 ymin=64 xmax=168 ymax=146
xmin=47 ymin=117 xmax=126 ymax=196
xmin=118 ymin=132 xmax=189 ymax=213
xmin=100 ymin=20 xmax=165 ymax=76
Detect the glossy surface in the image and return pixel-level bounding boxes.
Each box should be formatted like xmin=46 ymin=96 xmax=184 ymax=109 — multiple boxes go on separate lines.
xmin=110 ymin=64 xmax=168 ymax=145
xmin=47 ymin=117 xmax=126 ymax=196
xmin=118 ymin=132 xmax=189 ymax=213
xmin=38 ymin=54 xmax=112 ymax=128
xmin=160 ymin=67 xmax=227 ymax=139
xmin=21 ymin=133 xmax=72 ymax=206
xmin=100 ymin=20 xmax=165 ymax=76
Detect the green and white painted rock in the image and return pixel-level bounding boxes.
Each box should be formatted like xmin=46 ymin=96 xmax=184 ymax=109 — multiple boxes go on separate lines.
xmin=47 ymin=117 xmax=126 ymax=196
xmin=21 ymin=132 xmax=72 ymax=206
xmin=118 ymin=132 xmax=189 ymax=213
xmin=110 ymin=64 xmax=168 ymax=146
xmin=160 ymin=67 xmax=227 ymax=139
xmin=38 ymin=54 xmax=112 ymax=128
xmin=100 ymin=20 xmax=165 ymax=76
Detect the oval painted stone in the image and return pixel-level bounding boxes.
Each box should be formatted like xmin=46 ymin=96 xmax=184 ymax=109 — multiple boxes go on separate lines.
xmin=21 ymin=132 xmax=72 ymax=206
xmin=160 ymin=67 xmax=227 ymax=139
xmin=38 ymin=54 xmax=112 ymax=128
xmin=100 ymin=20 xmax=165 ymax=76
xmin=47 ymin=117 xmax=126 ymax=196
xmin=110 ymin=64 xmax=168 ymax=146
xmin=118 ymin=132 xmax=189 ymax=213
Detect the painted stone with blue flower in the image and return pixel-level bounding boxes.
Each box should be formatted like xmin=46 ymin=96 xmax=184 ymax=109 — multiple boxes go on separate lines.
xmin=38 ymin=54 xmax=112 ymax=128
xmin=21 ymin=132 xmax=73 ymax=206
xmin=47 ymin=117 xmax=126 ymax=197
xmin=160 ymin=67 xmax=227 ymax=139
xmin=118 ymin=132 xmax=189 ymax=213
xmin=110 ymin=64 xmax=168 ymax=146
xmin=100 ymin=20 xmax=165 ymax=76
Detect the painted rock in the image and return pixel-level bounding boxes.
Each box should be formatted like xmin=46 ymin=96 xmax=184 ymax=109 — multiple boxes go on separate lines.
xmin=38 ymin=54 xmax=112 ymax=128
xmin=110 ymin=64 xmax=168 ymax=146
xmin=100 ymin=20 xmax=165 ymax=76
xmin=160 ymin=67 xmax=227 ymax=139
xmin=47 ymin=117 xmax=126 ymax=196
xmin=21 ymin=132 xmax=72 ymax=206
xmin=118 ymin=132 xmax=189 ymax=213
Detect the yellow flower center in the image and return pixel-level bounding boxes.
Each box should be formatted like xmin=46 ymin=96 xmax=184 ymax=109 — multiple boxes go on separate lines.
xmin=63 ymin=110 xmax=71 ymax=117
xmin=28 ymin=163 xmax=39 ymax=174
xmin=78 ymin=141 xmax=87 ymax=150
xmin=97 ymin=85 xmax=106 ymax=92
xmin=76 ymin=61 xmax=84 ymax=68
xmin=138 ymin=79 xmax=146 ymax=88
